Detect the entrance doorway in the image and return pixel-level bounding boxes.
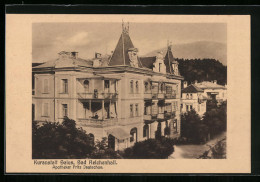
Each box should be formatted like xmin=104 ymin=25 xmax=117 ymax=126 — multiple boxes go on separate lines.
xmin=108 ymin=134 xmax=115 ymax=150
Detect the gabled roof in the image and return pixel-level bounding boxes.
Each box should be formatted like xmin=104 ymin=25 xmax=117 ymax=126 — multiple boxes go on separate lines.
xmin=182 ymin=84 xmax=204 ymax=93
xmin=33 ymin=57 xmax=92 ymax=69
xmin=139 ymin=56 xmax=156 ymax=70
xmin=164 ymin=46 xmax=177 ymax=74
xmin=194 ymin=81 xmax=226 ymax=90
xmin=108 ymin=31 xmax=142 ymax=67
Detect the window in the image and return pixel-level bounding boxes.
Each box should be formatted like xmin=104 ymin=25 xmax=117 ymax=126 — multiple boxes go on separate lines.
xmin=135 ymin=104 xmax=139 ymax=116
xmin=190 ymin=105 xmax=193 ymax=110
xmin=186 ymin=94 xmax=189 ymax=99
xmin=190 ymin=94 xmax=193 ymax=99
xmin=43 ymin=79 xmax=49 ymax=93
xmin=173 ymin=120 xmax=178 ymax=132
xmin=160 ymin=83 xmax=164 ymax=93
xmin=130 ymin=80 xmax=134 ymax=93
xmin=186 ymin=105 xmax=189 ymax=111
xmin=130 ymin=104 xmax=134 ymax=117
xmin=62 ymin=104 xmax=68 ymax=117
xmin=130 ymin=128 xmax=137 ymax=142
xmin=105 ymin=80 xmax=110 ymax=89
xmin=42 ymin=103 xmax=49 ymax=116
xmin=159 ymin=63 xmax=162 ymax=72
xmin=144 ymin=82 xmax=149 ymax=93
xmin=136 ymin=81 xmax=139 ymax=93
xmin=83 ymin=80 xmax=89 ymax=91
xmin=143 ymin=125 xmax=149 ymax=138
xmin=62 ymin=79 xmax=68 ymax=93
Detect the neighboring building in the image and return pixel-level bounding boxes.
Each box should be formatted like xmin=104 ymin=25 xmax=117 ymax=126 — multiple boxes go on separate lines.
xmin=193 ymin=81 xmax=227 ymax=103
xmin=32 ymin=23 xmax=183 ymax=151
xmin=181 ymin=84 xmax=207 ymax=116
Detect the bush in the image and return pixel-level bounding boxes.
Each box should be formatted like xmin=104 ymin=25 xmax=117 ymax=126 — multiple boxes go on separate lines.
xmin=122 ymin=137 xmax=175 ymax=159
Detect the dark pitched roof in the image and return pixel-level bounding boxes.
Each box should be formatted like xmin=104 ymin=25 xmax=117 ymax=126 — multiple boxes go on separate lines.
xmin=108 ymin=32 xmax=142 ymax=67
xmin=182 ymin=84 xmax=204 ymax=93
xmin=139 ymin=56 xmax=156 ymax=69
xmin=164 ymin=46 xmax=177 ymax=74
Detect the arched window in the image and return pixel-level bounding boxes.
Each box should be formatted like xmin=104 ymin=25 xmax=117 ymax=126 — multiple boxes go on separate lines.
xmin=83 ymin=80 xmax=89 ymax=92
xmin=130 ymin=128 xmax=137 ymax=142
xmin=130 ymin=80 xmax=134 ymax=93
xmin=144 ymin=82 xmax=149 ymax=93
xmin=143 ymin=125 xmax=149 ymax=138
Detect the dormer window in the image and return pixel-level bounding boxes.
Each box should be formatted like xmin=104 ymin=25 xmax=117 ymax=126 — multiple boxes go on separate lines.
xmin=128 ymin=48 xmax=139 ymax=68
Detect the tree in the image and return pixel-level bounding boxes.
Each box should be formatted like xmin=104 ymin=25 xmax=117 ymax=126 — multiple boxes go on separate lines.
xmin=122 ymin=137 xmax=175 ymax=159
xmin=177 ymin=58 xmax=227 ymax=85
xmin=32 ymin=117 xmax=95 ymax=159
xmin=181 ymin=110 xmax=209 ymax=144
xmin=203 ymin=101 xmax=227 ymax=137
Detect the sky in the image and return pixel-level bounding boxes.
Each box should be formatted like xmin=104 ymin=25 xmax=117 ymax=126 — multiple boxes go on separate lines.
xmin=32 ymin=22 xmax=227 ymax=63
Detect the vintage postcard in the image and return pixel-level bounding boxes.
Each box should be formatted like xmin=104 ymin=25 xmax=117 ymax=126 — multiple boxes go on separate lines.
xmin=5 ymin=14 xmax=250 ymax=173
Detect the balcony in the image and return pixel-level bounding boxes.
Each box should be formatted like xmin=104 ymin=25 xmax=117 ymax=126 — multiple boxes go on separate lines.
xmin=164 ymin=112 xmax=176 ymax=119
xmin=144 ymin=92 xmax=152 ymax=99
xmin=157 ymin=93 xmax=165 ymax=99
xmin=157 ymin=113 xmax=164 ymax=119
xmin=165 ymin=94 xmax=177 ymax=99
xmin=77 ymin=92 xmax=118 ymax=100
xmin=143 ymin=114 xmax=158 ymax=121
xmin=77 ymin=118 xmax=118 ymax=128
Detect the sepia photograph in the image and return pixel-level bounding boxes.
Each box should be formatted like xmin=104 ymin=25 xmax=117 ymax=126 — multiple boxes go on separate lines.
xmin=6 ymin=14 xmax=250 ymax=173
xmin=32 ymin=21 xmax=227 ymax=159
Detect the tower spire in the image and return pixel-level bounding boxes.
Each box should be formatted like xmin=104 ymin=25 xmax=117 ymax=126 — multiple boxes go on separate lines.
xmin=122 ymin=20 xmax=129 ymax=34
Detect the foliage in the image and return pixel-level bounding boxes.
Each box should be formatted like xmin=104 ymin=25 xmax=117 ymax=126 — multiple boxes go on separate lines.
xmin=32 ymin=117 xmax=95 ymax=159
xmin=122 ymin=137 xmax=175 ymax=159
xmin=198 ymin=138 xmax=226 ymax=159
xmin=181 ymin=110 xmax=209 ymax=144
xmin=176 ymin=58 xmax=227 ymax=85
xmin=89 ymin=137 xmax=122 ymax=159
xmin=203 ymin=101 xmax=227 ymax=137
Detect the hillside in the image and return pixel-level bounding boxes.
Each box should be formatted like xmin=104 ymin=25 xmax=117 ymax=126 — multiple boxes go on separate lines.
xmin=176 ymin=58 xmax=227 ymax=86
xmin=144 ymin=41 xmax=227 ymax=66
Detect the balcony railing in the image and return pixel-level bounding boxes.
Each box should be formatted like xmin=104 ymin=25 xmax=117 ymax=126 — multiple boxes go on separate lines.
xmin=77 ymin=92 xmax=118 ymax=100
xmin=157 ymin=113 xmax=165 ymax=119
xmin=165 ymin=94 xmax=177 ymax=99
xmin=143 ymin=113 xmax=158 ymax=120
xmin=144 ymin=92 xmax=152 ymax=99
xmin=77 ymin=118 xmax=118 ymax=127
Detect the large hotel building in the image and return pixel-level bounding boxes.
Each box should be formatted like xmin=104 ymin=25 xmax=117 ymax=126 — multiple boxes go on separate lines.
xmin=32 ymin=24 xmax=184 ymax=150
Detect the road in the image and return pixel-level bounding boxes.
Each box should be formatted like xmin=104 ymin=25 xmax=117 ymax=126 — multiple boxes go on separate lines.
xmin=169 ymin=132 xmax=226 ymax=159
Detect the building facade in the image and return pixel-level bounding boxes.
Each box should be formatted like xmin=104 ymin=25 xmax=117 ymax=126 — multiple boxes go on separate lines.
xmin=181 ymin=84 xmax=207 ymax=116
xmin=32 ymin=24 xmax=184 ymax=151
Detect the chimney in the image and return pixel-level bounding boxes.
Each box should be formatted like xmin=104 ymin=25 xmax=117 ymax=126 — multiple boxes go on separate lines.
xmin=194 ymin=80 xmax=198 ymax=84
xmin=93 ymin=52 xmax=102 ymax=67
xmin=95 ymin=52 xmax=102 ymax=59
xmin=183 ymin=81 xmax=188 ymax=88
xmin=213 ymin=80 xmax=217 ymax=84
xmin=71 ymin=51 xmax=78 ymax=59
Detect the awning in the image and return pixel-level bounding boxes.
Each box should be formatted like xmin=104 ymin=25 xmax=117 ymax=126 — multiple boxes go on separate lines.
xmin=106 ymin=128 xmax=131 ymax=140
